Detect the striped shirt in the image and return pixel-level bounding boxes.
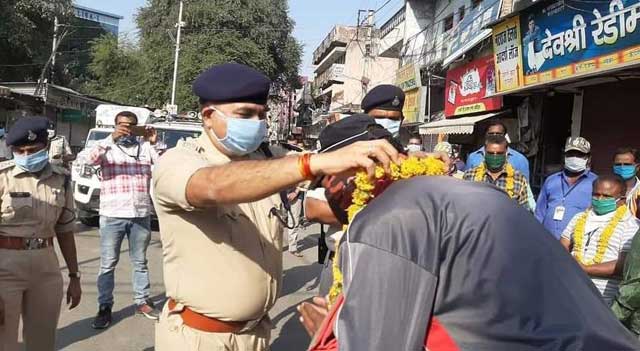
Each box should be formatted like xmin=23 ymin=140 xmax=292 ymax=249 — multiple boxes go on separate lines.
xmin=88 ymin=137 xmax=158 ymax=218
xmin=562 ymin=209 xmax=639 ymax=303
xmin=463 ymin=163 xmax=530 ymax=209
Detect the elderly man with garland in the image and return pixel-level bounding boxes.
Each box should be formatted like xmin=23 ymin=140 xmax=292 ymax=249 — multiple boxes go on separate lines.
xmin=561 ymin=174 xmax=639 ymax=305
xmin=463 ymin=135 xmax=530 ymax=209
xmin=298 ymin=156 xmax=640 ymax=351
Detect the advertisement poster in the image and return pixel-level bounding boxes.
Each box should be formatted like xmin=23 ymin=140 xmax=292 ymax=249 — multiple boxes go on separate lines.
xmin=521 ymin=0 xmax=640 ymax=85
xmin=445 ymin=55 xmax=503 ymax=117
xmin=402 ymin=87 xmax=425 ymax=124
xmin=396 ymin=63 xmax=421 ymax=91
xmin=445 ymin=0 xmax=502 ymax=61
xmin=493 ymin=16 xmax=525 ymax=92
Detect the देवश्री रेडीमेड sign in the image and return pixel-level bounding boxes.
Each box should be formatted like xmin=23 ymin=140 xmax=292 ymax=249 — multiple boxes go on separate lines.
xmin=520 ymin=0 xmax=640 ymax=86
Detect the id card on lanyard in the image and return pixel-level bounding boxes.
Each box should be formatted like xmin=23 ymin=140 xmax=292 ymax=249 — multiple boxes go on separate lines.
xmin=554 ymin=176 xmax=584 ymax=221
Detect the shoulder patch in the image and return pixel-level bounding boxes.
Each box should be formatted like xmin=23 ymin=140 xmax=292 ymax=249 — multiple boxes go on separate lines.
xmin=180 ymin=137 xmax=204 ymax=153
xmin=0 ymin=160 xmax=15 ymax=171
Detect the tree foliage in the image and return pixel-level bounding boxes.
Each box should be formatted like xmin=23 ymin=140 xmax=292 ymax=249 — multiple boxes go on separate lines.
xmin=0 ymin=0 xmax=73 ymax=82
xmin=84 ymin=0 xmax=302 ymax=110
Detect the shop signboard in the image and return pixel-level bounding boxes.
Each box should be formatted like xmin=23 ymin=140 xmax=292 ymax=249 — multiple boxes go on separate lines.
xmin=493 ymin=16 xmax=525 ymax=92
xmin=445 ymin=55 xmax=503 ymax=117
xmin=403 ymin=87 xmax=426 ymax=124
xmin=521 ymin=0 xmax=640 ymax=86
xmin=396 ymin=63 xmax=421 ymax=91
xmin=444 ymin=0 xmax=502 ymax=66
xmin=61 ymin=109 xmax=85 ymax=123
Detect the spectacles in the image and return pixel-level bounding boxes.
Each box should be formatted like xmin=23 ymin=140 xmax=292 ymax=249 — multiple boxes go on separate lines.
xmin=614 ymin=163 xmax=636 ymax=166
xmin=486 ymin=151 xmax=506 ymax=156
xmin=486 ymin=132 xmax=505 ymax=136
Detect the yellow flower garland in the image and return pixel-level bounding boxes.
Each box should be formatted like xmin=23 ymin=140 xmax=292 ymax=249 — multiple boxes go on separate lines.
xmin=474 ymin=163 xmax=516 ymax=198
xmin=327 ymin=157 xmax=447 ymax=306
xmin=572 ymin=205 xmax=628 ymax=265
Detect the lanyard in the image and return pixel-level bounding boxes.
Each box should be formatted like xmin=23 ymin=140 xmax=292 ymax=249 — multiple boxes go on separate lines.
xmin=561 ymin=174 xmax=585 ymax=203
xmin=116 ymin=144 xmax=141 ymax=161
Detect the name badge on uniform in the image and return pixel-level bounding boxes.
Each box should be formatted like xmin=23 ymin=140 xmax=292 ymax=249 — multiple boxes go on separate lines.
xmin=553 ymin=206 xmax=566 ymax=221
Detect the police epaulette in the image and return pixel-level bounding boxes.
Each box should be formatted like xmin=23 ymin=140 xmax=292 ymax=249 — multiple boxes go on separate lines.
xmin=0 ymin=160 xmax=15 ymax=171
xmin=181 ymin=138 xmax=204 ymax=153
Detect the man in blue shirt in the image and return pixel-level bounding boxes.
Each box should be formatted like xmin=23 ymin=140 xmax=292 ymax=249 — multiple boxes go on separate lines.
xmin=466 ymin=120 xmax=530 ymax=180
xmin=535 ymin=137 xmax=597 ymax=239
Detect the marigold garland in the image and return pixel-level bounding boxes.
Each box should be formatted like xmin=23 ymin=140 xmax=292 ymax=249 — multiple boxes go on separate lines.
xmin=474 ymin=163 xmax=515 ymax=198
xmin=573 ymin=205 xmax=628 ymax=265
xmin=327 ymin=157 xmax=447 ymax=307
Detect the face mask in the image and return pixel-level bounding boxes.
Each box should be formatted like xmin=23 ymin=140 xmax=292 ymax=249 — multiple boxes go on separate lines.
xmin=407 ymin=144 xmax=422 ymax=153
xmin=485 ymin=154 xmax=506 ymax=171
xmin=564 ymin=156 xmax=588 ymax=173
xmin=592 ymin=197 xmax=620 ymax=215
xmin=0 ymin=129 xmax=5 ymax=138
xmin=375 ymin=118 xmax=401 ymax=136
xmin=211 ymin=109 xmax=267 ymax=156
xmin=13 ymin=148 xmax=49 ymax=173
xmin=613 ymin=165 xmax=637 ymax=180
xmin=47 ymin=130 xmax=55 ymax=139
xmin=117 ymin=135 xmax=138 ymax=147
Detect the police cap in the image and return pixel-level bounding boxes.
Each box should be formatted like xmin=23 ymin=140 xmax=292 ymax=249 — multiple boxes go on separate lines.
xmin=6 ymin=116 xmax=49 ymax=147
xmin=361 ymin=85 xmax=405 ymax=113
xmin=193 ymin=63 xmax=271 ymax=105
xmin=317 ymin=114 xmax=403 ymax=154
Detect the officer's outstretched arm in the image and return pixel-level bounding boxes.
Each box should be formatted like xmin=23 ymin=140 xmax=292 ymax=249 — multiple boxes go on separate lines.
xmin=184 ymin=139 xmax=400 ymax=208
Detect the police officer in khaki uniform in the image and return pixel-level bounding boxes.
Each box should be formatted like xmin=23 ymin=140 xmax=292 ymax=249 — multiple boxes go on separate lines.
xmin=0 ymin=117 xmax=81 ymax=351
xmin=152 ymin=63 xmax=401 ymax=350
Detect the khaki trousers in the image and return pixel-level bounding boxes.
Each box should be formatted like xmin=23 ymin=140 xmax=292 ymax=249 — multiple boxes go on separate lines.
xmin=155 ymin=302 xmax=271 ymax=351
xmin=0 ymin=247 xmax=63 ymax=351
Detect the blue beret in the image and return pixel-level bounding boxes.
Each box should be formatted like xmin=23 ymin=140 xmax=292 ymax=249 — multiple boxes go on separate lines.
xmin=361 ymin=85 xmax=405 ymax=113
xmin=193 ymin=63 xmax=271 ymax=105
xmin=6 ymin=116 xmax=49 ymax=147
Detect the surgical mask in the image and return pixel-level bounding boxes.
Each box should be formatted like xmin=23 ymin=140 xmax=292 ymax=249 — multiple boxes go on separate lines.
xmin=375 ymin=118 xmax=401 ymax=136
xmin=564 ymin=156 xmax=588 ymax=173
xmin=211 ymin=108 xmax=267 ymax=156
xmin=407 ymin=144 xmax=422 ymax=153
xmin=613 ymin=165 xmax=637 ymax=180
xmin=485 ymin=153 xmax=506 ymax=171
xmin=0 ymin=129 xmax=5 ymax=138
xmin=47 ymin=129 xmax=55 ymax=139
xmin=117 ymin=135 xmax=138 ymax=147
xmin=592 ymin=197 xmax=620 ymax=215
xmin=13 ymin=148 xmax=49 ymax=173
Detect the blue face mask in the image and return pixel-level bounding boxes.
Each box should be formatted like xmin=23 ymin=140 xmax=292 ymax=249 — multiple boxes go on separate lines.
xmin=613 ymin=165 xmax=637 ymax=180
xmin=375 ymin=118 xmax=401 ymax=136
xmin=13 ymin=148 xmax=49 ymax=173
xmin=592 ymin=197 xmax=620 ymax=215
xmin=212 ymin=109 xmax=267 ymax=156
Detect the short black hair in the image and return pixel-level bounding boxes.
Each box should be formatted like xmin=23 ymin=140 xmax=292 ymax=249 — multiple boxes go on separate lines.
xmin=593 ymin=174 xmax=626 ymax=197
xmin=528 ymin=15 xmax=535 ymax=23
xmin=485 ymin=134 xmax=508 ymax=147
xmin=115 ymin=111 xmax=138 ymax=124
xmin=613 ymin=147 xmax=639 ymax=163
xmin=485 ymin=119 xmax=507 ymax=135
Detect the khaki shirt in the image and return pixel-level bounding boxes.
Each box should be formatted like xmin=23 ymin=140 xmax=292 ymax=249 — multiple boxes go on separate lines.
xmin=49 ymin=136 xmax=73 ymax=165
xmin=153 ymin=134 xmax=286 ymax=322
xmin=0 ymin=161 xmax=75 ymax=238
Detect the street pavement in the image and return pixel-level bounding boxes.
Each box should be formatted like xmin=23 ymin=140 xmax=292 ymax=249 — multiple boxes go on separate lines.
xmin=48 ymin=222 xmax=322 ymax=350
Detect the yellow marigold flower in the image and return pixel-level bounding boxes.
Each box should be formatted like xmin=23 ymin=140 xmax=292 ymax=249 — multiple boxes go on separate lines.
xmin=354 ymin=172 xmax=375 ymax=191
xmin=351 ymin=189 xmax=371 ymax=206
xmin=374 ymin=166 xmax=385 ymax=179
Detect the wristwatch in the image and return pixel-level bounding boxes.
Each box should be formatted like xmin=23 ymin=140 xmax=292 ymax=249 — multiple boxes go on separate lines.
xmin=68 ymin=272 xmax=81 ymax=279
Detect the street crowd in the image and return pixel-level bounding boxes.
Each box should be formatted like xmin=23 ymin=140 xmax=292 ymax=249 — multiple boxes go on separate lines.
xmin=1 ymin=62 xmax=640 ymax=351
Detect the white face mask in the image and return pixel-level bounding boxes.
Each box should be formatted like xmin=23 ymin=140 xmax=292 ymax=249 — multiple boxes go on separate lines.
xmin=565 ymin=156 xmax=588 ymax=173
xmin=407 ymin=144 xmax=422 ymax=153
xmin=375 ymin=118 xmax=401 ymax=136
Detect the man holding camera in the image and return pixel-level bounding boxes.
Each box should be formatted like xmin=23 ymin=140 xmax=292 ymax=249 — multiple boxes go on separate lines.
xmin=86 ymin=111 xmax=160 ymax=329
